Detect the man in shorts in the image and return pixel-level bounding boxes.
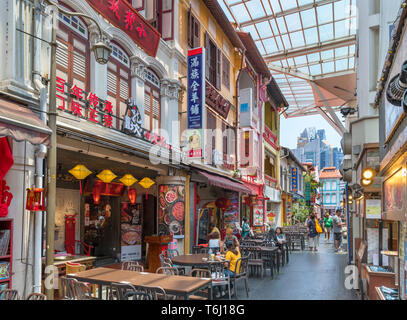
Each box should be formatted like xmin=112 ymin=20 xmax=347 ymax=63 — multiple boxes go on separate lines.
xmin=332 ymin=209 xmax=345 ymax=252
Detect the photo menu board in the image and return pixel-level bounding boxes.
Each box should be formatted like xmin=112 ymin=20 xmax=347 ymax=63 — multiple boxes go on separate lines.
xmin=253 ymin=198 xmax=264 ymax=227
xmin=120 ymin=202 xmax=142 ymax=261
xmin=158 ymin=185 xmax=185 ymax=238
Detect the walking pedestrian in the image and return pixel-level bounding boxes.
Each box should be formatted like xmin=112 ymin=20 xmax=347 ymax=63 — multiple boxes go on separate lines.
xmin=305 ymin=213 xmax=319 ymax=252
xmin=332 ymin=209 xmax=345 ymax=252
xmin=323 ymin=213 xmax=333 ymax=242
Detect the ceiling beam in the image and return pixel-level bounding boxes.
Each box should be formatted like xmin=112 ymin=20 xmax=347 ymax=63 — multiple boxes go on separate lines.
xmin=237 ymin=0 xmax=336 ymax=28
xmin=263 ymin=36 xmax=356 ymax=62
xmin=310 ymin=81 xmax=345 ymax=135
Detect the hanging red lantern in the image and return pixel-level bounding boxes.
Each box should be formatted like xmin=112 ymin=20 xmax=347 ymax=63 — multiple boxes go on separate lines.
xmin=128 ymin=188 xmax=137 ymax=204
xmin=26 ymin=188 xmax=45 ymax=211
xmin=0 ymin=180 xmax=13 ymax=218
xmin=92 ymin=181 xmax=102 ymax=204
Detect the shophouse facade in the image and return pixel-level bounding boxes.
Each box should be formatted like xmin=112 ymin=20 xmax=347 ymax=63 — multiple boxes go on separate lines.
xmin=319 ymin=167 xmax=343 ymax=213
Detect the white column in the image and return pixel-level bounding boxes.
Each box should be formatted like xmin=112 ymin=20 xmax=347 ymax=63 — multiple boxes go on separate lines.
xmin=131 ymin=56 xmax=147 ymax=127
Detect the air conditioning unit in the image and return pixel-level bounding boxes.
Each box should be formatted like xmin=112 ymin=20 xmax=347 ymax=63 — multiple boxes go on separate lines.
xmin=341 ymin=132 xmax=352 ymax=155
xmin=239 ymin=88 xmax=253 ymax=128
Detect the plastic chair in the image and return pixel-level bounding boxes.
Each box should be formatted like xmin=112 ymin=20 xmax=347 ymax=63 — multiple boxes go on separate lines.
xmin=26 ymin=292 xmax=47 ymax=300
xmin=0 ymin=289 xmax=19 ymax=300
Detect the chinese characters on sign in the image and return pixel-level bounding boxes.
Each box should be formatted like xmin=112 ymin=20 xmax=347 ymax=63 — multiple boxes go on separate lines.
xmin=187 ymin=48 xmax=206 ymax=159
xmin=205 ymin=81 xmax=232 ymax=119
xmin=56 ymin=77 xmax=171 ymax=150
xmin=85 ymin=0 xmax=160 ymax=57
xmin=291 ymin=167 xmax=298 ymax=193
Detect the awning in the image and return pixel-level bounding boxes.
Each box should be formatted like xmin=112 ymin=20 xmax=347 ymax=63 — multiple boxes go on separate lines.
xmin=197 ymin=170 xmax=255 ymax=195
xmin=243 ymin=182 xmax=263 ymax=197
xmin=0 ymin=98 xmax=52 ymax=146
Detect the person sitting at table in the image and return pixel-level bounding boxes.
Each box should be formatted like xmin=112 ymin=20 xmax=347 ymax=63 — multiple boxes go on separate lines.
xmin=208 ymin=223 xmax=220 ymax=240
xmin=275 ymin=227 xmax=286 ymax=244
xmin=221 ymin=227 xmax=239 ymax=253
xmin=208 ymin=231 xmax=221 ymax=254
xmin=224 ymin=241 xmax=241 ymax=291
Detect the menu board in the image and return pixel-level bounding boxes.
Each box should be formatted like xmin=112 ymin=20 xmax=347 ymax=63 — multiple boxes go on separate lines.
xmin=253 ymin=198 xmax=264 ymax=227
xmin=158 ymin=185 xmax=185 ymax=238
xmin=120 ymin=202 xmax=142 ymax=261
xmin=223 ymin=196 xmax=239 ymax=231
xmin=366 ymin=199 xmax=381 ymax=219
xmin=383 ymin=168 xmax=404 ymax=213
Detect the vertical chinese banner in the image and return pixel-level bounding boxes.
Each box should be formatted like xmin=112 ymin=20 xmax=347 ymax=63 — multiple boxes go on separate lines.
xmin=186 ymin=48 xmax=206 ymax=160
xmin=291 ymin=167 xmax=298 ymax=193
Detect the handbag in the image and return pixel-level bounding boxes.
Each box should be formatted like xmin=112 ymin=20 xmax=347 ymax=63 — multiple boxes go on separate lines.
xmin=315 ymin=219 xmax=323 ymax=234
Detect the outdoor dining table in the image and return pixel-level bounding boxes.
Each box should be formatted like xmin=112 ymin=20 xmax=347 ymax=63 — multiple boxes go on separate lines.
xmin=66 ymin=267 xmax=212 ymax=300
xmin=171 ymin=253 xmax=230 ymax=271
xmin=258 ymin=246 xmax=281 ymax=275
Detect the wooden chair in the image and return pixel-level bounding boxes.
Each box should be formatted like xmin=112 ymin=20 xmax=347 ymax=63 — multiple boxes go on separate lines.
xmin=156 ymin=266 xmax=179 ymax=275
xmin=230 ymin=256 xmax=249 ymax=298
xmin=0 ymin=289 xmax=19 ymax=300
xmin=26 ymin=292 xmax=47 ymax=300
xmin=65 ymin=262 xmax=97 ymax=298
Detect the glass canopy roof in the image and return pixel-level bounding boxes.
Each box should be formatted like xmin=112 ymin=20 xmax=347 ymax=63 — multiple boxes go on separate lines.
xmin=219 ymin=0 xmax=357 ymax=121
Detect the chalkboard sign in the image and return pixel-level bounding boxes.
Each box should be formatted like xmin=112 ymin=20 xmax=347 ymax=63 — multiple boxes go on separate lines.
xmin=197 ymin=208 xmax=209 ymax=245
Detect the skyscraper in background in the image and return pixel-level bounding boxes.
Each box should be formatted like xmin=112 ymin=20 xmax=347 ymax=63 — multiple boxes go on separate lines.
xmin=292 ymin=127 xmax=343 ymax=170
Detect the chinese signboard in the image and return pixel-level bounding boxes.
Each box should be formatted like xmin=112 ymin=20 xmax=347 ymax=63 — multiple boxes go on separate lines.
xmin=85 ymin=0 xmax=160 ymax=57
xmin=187 ymin=48 xmax=206 ymax=159
xmin=205 ymin=81 xmax=232 ymax=119
xmin=291 ymin=167 xmax=298 ymax=193
xmin=56 ymin=77 xmax=171 ymax=150
xmin=305 ymin=181 xmax=311 ymax=202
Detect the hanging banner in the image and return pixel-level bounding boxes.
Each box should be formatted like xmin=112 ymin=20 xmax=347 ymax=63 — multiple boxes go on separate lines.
xmin=84 ymin=0 xmax=161 ymax=57
xmin=121 ymin=202 xmax=142 ymax=261
xmin=186 ymin=48 xmax=206 ymax=159
xmin=291 ymin=167 xmax=298 ymax=192
xmin=253 ymin=198 xmax=264 ymax=227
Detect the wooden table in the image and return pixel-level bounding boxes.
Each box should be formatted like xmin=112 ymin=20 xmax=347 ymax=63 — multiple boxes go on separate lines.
xmin=258 ymin=246 xmax=280 ymax=275
xmin=171 ymin=254 xmax=228 ymax=270
xmin=67 ymin=267 xmax=212 ymax=300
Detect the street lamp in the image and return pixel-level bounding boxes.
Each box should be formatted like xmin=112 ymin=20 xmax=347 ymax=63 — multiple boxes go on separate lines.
xmin=44 ymin=0 xmax=110 ymax=300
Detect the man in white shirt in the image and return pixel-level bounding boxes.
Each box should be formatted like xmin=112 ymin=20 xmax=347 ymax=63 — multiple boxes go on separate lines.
xmin=332 ymin=209 xmax=345 ymax=252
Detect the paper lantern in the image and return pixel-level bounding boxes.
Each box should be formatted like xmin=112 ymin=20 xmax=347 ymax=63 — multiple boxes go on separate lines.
xmin=92 ymin=181 xmax=103 ymax=204
xmin=119 ymin=174 xmax=138 ymax=187
xmin=97 ymin=169 xmax=117 ymax=183
xmin=138 ymin=177 xmax=155 ymax=199
xmin=68 ymin=164 xmax=92 ymax=194
xmin=128 ymin=189 xmax=137 ymax=204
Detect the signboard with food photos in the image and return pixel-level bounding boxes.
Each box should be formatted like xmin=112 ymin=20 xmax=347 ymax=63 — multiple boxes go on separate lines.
xmin=158 ymin=185 xmax=185 ymax=238
xmin=120 ymin=202 xmax=142 ymax=261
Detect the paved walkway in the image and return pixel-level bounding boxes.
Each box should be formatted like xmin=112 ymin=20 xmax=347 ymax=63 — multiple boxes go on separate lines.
xmin=231 ymin=236 xmax=357 ymax=300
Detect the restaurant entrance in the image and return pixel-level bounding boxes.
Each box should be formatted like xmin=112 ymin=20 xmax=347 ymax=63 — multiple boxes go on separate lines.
xmin=55 ymin=146 xmax=159 ymax=266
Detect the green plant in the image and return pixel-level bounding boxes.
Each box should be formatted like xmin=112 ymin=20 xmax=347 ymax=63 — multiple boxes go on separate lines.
xmin=291 ymin=200 xmax=309 ymax=224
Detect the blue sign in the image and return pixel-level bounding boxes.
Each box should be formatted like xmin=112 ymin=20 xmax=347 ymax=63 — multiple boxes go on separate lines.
xmin=291 ymin=167 xmax=298 ymax=192
xmin=187 ymin=48 xmax=205 ymax=129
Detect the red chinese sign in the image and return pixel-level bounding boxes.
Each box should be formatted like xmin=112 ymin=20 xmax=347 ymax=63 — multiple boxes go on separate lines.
xmin=56 ymin=77 xmax=171 ymax=150
xmin=205 ymin=81 xmax=232 ymax=119
xmin=85 ymin=0 xmax=160 ymax=57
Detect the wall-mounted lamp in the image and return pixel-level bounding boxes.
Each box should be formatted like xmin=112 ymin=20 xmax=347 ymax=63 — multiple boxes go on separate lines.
xmin=386 ymin=60 xmax=407 ymax=106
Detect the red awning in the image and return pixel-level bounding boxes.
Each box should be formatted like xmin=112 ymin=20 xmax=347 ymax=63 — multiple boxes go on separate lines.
xmin=0 ymin=98 xmax=52 ymax=146
xmin=198 ymin=170 xmax=255 ymax=195
xmin=243 ymin=182 xmax=264 ymax=197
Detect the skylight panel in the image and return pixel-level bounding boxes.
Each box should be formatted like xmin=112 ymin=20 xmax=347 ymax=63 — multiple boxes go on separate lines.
xmin=282 ymin=34 xmax=292 ymax=50
xmin=230 ymin=4 xmax=251 ymax=23
xmin=322 ymin=61 xmax=335 ymax=73
xmin=297 ymin=0 xmax=315 ymax=6
xmin=246 ymin=0 xmax=267 ymax=20
xmin=300 ymin=8 xmax=317 ymax=28
xmin=285 ymin=13 xmax=302 ymax=32
xmin=317 ymin=3 xmax=333 ymax=25
xmin=269 ymin=19 xmax=279 ymax=35
xmin=310 ymin=64 xmax=322 ymax=76
xmin=319 ymin=24 xmax=334 ymax=42
xmin=304 ymin=27 xmax=319 ymax=45
xmin=263 ymin=38 xmax=279 ymax=54
xmin=290 ymin=31 xmax=305 ymax=48
xmin=242 ymin=25 xmax=260 ymax=40
xmin=335 ymin=47 xmax=348 ymax=57
xmin=335 ymin=20 xmax=348 ymax=38
xmin=294 ymin=55 xmax=308 ymax=66
xmin=255 ymin=41 xmax=266 ymax=55
xmin=335 ymin=58 xmax=348 ymax=71
xmin=307 ymin=52 xmax=320 ymax=63
xmin=349 ymin=57 xmax=355 ymax=69
xmin=280 ymin=0 xmax=298 ymax=11
xmin=334 ymin=0 xmax=346 ymax=20
xmin=256 ymin=21 xmax=273 ymax=38
xmin=269 ymin=0 xmax=282 ymax=14
xmin=321 ymin=49 xmax=334 ymax=60
xmin=276 ymin=17 xmax=287 ymax=34
xmin=219 ymin=0 xmax=234 ymax=21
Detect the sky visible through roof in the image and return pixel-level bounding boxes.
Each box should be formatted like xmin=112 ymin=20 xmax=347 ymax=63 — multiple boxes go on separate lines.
xmin=218 ymin=0 xmax=356 ymax=148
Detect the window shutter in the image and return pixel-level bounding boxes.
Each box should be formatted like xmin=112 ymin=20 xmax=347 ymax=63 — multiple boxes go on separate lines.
xmin=187 ymin=10 xmax=193 ymax=47
xmin=56 ymin=40 xmax=68 ymax=70
xmin=216 ymin=48 xmax=221 ymax=90
xmin=161 ymin=0 xmax=173 ymax=40
xmin=205 ymin=32 xmax=210 ymax=80
xmin=222 ymin=54 xmax=230 ymax=90
xmin=223 ymin=123 xmax=227 ymax=155
xmin=193 ymin=17 xmax=200 ymax=48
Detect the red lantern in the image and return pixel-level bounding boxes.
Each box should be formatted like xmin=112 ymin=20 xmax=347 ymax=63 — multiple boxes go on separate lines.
xmin=92 ymin=182 xmax=102 ymax=204
xmin=26 ymin=188 xmax=44 ymax=211
xmin=128 ymin=189 xmax=137 ymax=204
